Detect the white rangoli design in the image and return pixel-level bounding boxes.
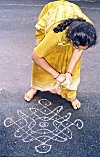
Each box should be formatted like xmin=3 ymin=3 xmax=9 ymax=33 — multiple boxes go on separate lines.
xmin=4 ymin=99 xmax=84 ymax=154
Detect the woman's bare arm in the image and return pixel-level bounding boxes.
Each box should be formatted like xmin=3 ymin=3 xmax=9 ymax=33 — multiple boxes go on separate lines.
xmin=32 ymin=48 xmax=83 ymax=83
xmin=67 ymin=48 xmax=83 ymax=74
xmin=32 ymin=52 xmax=59 ymax=78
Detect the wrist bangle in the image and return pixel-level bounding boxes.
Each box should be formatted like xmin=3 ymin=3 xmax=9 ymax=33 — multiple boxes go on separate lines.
xmin=67 ymin=71 xmax=73 ymax=76
xmin=54 ymin=73 xmax=60 ymax=79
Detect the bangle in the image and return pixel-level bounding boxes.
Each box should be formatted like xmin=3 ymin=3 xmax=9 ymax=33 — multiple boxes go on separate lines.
xmin=67 ymin=71 xmax=73 ymax=76
xmin=54 ymin=73 xmax=60 ymax=79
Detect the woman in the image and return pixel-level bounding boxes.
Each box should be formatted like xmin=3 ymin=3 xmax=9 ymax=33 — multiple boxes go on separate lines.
xmin=24 ymin=0 xmax=97 ymax=109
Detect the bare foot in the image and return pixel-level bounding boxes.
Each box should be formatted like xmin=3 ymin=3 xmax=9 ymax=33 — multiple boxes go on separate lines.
xmin=24 ymin=88 xmax=37 ymax=102
xmin=71 ymin=99 xmax=81 ymax=110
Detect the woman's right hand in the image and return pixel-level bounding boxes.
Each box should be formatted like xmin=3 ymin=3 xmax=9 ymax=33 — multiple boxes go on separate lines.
xmin=56 ymin=74 xmax=66 ymax=84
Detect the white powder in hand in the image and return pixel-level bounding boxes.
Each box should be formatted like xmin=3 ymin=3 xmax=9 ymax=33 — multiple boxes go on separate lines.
xmin=61 ymin=75 xmax=71 ymax=89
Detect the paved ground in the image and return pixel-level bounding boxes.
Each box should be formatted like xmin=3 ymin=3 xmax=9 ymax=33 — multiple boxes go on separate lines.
xmin=0 ymin=0 xmax=100 ymax=157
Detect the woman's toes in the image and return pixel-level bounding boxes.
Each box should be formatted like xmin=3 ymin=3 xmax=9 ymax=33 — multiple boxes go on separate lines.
xmin=77 ymin=100 xmax=81 ymax=109
xmin=24 ymin=94 xmax=31 ymax=102
xmin=24 ymin=89 xmax=37 ymax=102
xmin=71 ymin=99 xmax=81 ymax=109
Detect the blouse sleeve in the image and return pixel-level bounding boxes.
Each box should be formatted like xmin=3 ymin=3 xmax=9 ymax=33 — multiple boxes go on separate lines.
xmin=34 ymin=30 xmax=58 ymax=58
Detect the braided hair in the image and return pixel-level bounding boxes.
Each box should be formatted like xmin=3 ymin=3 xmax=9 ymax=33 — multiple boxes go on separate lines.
xmin=53 ymin=18 xmax=85 ymax=33
xmin=53 ymin=18 xmax=97 ymax=48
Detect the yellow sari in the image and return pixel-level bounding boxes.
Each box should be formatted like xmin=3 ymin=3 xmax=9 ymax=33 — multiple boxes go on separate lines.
xmin=31 ymin=0 xmax=93 ymax=101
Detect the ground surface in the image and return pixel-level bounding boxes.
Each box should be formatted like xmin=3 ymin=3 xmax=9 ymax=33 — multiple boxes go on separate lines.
xmin=0 ymin=0 xmax=100 ymax=157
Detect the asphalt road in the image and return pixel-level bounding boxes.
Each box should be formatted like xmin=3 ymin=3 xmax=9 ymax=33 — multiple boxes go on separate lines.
xmin=0 ymin=0 xmax=100 ymax=157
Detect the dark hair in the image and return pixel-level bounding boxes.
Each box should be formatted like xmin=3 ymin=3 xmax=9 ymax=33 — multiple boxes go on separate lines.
xmin=53 ymin=18 xmax=97 ymax=48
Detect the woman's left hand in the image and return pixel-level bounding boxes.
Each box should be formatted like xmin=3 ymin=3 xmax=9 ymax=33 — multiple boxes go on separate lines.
xmin=66 ymin=72 xmax=72 ymax=84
